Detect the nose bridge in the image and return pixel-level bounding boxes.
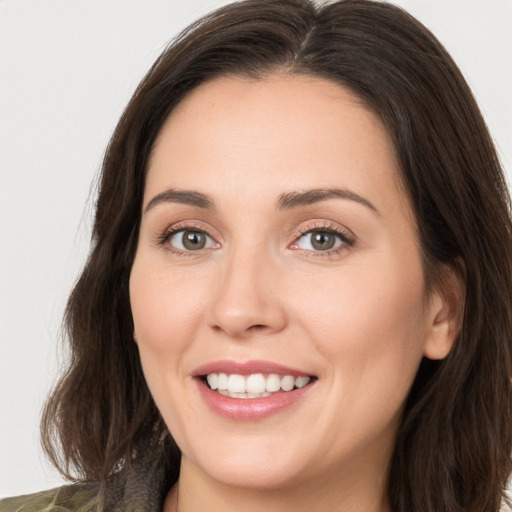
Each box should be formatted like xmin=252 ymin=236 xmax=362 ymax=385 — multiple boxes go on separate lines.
xmin=207 ymin=237 xmax=286 ymax=338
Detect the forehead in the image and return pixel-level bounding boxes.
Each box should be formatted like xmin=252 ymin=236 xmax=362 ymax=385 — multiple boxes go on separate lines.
xmin=145 ymin=74 xmax=407 ymax=218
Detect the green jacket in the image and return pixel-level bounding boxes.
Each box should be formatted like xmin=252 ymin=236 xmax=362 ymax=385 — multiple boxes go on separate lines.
xmin=0 ymin=451 xmax=178 ymax=512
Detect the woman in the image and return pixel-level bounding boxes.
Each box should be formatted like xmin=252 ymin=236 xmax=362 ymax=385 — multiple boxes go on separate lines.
xmin=2 ymin=0 xmax=511 ymax=510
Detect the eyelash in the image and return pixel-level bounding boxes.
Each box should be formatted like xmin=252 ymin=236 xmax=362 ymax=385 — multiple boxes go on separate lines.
xmin=156 ymin=221 xmax=355 ymax=257
xmin=156 ymin=222 xmax=218 ymax=256
xmin=291 ymin=222 xmax=355 ymax=257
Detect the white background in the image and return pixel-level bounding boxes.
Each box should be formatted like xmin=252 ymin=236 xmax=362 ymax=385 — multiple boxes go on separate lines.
xmin=1 ymin=0 xmax=511 ymax=498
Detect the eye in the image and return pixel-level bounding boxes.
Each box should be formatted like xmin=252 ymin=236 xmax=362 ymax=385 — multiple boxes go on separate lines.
xmin=168 ymin=229 xmax=217 ymax=251
xmin=293 ymin=230 xmax=348 ymax=252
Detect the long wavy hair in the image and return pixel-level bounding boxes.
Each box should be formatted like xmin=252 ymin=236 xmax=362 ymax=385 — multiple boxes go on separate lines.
xmin=41 ymin=1 xmax=512 ymax=510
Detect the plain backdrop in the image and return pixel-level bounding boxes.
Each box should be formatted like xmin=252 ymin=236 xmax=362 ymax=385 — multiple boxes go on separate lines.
xmin=1 ymin=0 xmax=511 ymax=498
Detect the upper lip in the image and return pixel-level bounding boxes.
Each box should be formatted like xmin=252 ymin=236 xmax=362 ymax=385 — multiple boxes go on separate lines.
xmin=192 ymin=360 xmax=315 ymax=378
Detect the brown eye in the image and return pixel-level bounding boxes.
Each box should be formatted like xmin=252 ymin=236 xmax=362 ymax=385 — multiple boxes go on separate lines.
xmin=169 ymin=229 xmax=216 ymax=251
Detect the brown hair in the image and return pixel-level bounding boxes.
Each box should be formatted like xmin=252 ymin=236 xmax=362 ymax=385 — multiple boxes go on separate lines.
xmin=41 ymin=1 xmax=512 ymax=510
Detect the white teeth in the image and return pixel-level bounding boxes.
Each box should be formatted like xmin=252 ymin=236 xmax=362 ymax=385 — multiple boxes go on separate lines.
xmin=206 ymin=373 xmax=218 ymax=390
xmin=266 ymin=374 xmax=281 ymax=392
xmin=228 ymin=391 xmax=271 ymax=399
xmin=217 ymin=373 xmax=228 ymax=391
xmin=228 ymin=374 xmax=246 ymax=393
xmin=205 ymin=372 xmax=312 ymax=396
xmin=280 ymin=375 xmax=295 ymax=391
xmin=295 ymin=376 xmax=311 ymax=388
xmin=246 ymin=374 xmax=266 ymax=393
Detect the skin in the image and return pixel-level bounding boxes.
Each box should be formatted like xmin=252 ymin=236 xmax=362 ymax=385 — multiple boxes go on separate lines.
xmin=129 ymin=74 xmax=460 ymax=512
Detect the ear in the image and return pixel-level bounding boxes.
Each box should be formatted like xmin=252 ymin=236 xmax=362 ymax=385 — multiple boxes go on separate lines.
xmin=133 ymin=331 xmax=138 ymax=344
xmin=423 ymin=262 xmax=466 ymax=360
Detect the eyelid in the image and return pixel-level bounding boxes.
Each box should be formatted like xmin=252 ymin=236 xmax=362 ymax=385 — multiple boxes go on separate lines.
xmin=155 ymin=220 xmax=221 ymax=253
xmin=153 ymin=218 xmax=355 ymax=256
xmin=289 ymin=220 xmax=356 ymax=254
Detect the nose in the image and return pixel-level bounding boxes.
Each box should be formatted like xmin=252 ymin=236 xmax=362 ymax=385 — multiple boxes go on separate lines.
xmin=206 ymin=246 xmax=287 ymax=339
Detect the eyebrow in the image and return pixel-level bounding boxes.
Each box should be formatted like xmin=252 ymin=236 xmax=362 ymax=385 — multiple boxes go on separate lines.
xmin=277 ymin=188 xmax=380 ymax=215
xmin=144 ymin=186 xmax=379 ymax=216
xmin=144 ymin=189 xmax=216 ymax=213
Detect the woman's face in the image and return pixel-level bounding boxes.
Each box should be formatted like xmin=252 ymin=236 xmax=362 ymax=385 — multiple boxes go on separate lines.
xmin=130 ymin=75 xmax=452 ymax=492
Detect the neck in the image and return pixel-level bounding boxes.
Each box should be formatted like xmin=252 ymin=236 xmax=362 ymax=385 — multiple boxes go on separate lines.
xmin=164 ymin=455 xmax=392 ymax=512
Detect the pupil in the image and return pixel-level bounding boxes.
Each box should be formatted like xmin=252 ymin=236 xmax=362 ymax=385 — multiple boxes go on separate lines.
xmin=312 ymin=231 xmax=335 ymax=250
xmin=183 ymin=231 xmax=206 ymax=250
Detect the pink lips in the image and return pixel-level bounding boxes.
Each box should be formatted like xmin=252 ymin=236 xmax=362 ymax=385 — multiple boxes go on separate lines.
xmin=192 ymin=359 xmax=312 ymax=378
xmin=192 ymin=360 xmax=316 ymax=421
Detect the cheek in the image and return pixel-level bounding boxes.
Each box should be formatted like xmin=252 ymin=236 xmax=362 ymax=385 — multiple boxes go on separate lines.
xmin=290 ymin=258 xmax=428 ymax=394
xmin=129 ymin=258 xmax=209 ymax=437
xmin=130 ymin=260 xmax=203 ymax=350
xmin=128 ymin=257 xmax=211 ymax=401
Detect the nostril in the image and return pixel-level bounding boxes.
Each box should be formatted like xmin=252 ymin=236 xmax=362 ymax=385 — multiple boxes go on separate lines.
xmin=248 ymin=324 xmax=267 ymax=331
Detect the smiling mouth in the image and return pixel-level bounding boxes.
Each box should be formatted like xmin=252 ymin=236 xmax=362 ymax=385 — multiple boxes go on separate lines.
xmin=202 ymin=373 xmax=314 ymax=399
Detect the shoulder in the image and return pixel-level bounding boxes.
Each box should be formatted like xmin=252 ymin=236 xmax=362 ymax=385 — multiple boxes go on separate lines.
xmin=0 ymin=447 xmax=180 ymax=512
xmin=0 ymin=482 xmax=100 ymax=512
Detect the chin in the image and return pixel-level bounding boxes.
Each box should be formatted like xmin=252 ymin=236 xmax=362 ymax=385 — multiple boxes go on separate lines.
xmin=183 ymin=438 xmax=312 ymax=491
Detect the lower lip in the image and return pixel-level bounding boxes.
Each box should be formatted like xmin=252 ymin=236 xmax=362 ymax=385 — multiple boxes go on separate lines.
xmin=196 ymin=379 xmax=314 ymax=421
